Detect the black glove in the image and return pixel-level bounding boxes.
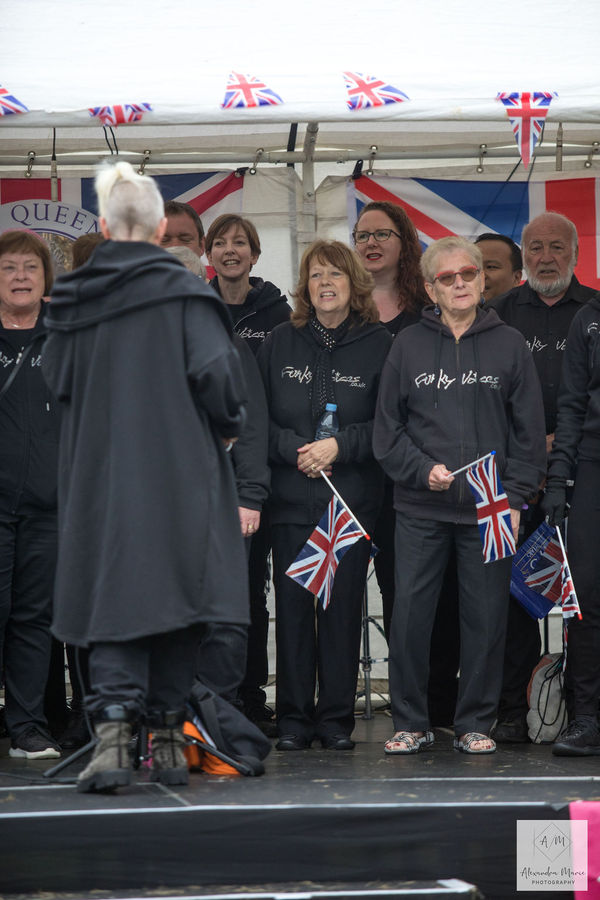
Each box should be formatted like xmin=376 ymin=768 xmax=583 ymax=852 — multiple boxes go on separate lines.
xmin=540 ymin=479 xmax=568 ymax=527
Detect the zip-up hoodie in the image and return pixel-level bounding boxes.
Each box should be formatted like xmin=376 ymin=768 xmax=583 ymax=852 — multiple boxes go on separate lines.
xmin=547 ymin=293 xmax=600 ymax=481
xmin=257 ymin=318 xmax=392 ymax=530
xmin=210 ymin=275 xmax=290 ymax=356
xmin=373 ymin=305 xmax=546 ymax=523
xmin=0 ymin=315 xmax=59 ymax=512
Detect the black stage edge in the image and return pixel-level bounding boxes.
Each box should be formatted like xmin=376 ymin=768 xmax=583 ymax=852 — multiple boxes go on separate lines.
xmin=0 ymin=714 xmax=595 ymax=900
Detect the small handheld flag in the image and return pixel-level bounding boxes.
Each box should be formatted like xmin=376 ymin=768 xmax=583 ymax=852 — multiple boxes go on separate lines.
xmin=511 ymin=521 xmax=565 ymax=619
xmin=466 ymin=452 xmax=516 ymax=563
xmin=285 ymin=495 xmax=366 ymax=609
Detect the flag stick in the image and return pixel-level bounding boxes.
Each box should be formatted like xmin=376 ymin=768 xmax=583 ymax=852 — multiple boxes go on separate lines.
xmin=318 ymin=469 xmax=370 ymax=539
xmin=554 ymin=524 xmax=583 ymax=620
xmin=448 ymin=450 xmax=495 ymax=478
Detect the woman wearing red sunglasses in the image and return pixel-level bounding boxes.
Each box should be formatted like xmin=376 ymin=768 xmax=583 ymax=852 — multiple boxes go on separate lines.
xmin=373 ymin=236 xmax=546 ymax=756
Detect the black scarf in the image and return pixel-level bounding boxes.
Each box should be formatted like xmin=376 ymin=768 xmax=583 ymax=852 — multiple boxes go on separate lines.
xmin=308 ymin=314 xmax=351 ymax=430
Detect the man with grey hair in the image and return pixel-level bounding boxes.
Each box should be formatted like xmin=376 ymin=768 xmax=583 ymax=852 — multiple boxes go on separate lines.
xmin=488 ymin=211 xmax=596 ymax=744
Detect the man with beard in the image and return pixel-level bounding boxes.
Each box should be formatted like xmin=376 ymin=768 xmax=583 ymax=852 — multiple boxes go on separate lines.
xmin=488 ymin=211 xmax=596 ymax=743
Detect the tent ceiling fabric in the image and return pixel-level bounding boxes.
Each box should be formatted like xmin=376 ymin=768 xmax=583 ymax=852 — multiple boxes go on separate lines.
xmin=1 ymin=0 xmax=600 ymax=178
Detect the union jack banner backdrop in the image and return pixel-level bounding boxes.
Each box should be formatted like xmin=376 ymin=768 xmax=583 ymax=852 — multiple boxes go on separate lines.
xmin=0 ymin=84 xmax=28 ymax=116
xmin=221 ymin=72 xmax=283 ymax=109
xmin=511 ymin=522 xmax=564 ymax=619
xmin=88 ymin=103 xmax=153 ymax=126
xmin=349 ymin=175 xmax=600 ymax=289
xmin=343 ymin=72 xmax=409 ymax=111
xmin=497 ymin=91 xmax=556 ymax=168
xmin=285 ymin=495 xmax=365 ymax=609
xmin=466 ymin=453 xmax=516 ymax=564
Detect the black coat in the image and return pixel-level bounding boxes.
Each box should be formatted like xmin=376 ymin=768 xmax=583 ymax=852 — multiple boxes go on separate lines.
xmin=42 ymin=241 xmax=249 ymax=646
xmin=373 ymin=306 xmax=547 ymax=523
xmin=257 ymin=318 xmax=392 ymax=531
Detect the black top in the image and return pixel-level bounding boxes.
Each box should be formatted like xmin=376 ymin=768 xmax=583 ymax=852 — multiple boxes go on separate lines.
xmin=373 ymin=306 xmax=547 ymax=523
xmin=548 ymin=294 xmax=600 ymax=481
xmin=210 ymin=275 xmax=291 ymax=357
xmin=0 ymin=315 xmax=59 ymax=513
xmin=489 ymin=277 xmax=596 ymax=434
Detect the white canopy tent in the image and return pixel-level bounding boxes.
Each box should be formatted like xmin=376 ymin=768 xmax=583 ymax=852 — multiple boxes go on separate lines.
xmin=1 ymin=0 xmax=600 ymax=290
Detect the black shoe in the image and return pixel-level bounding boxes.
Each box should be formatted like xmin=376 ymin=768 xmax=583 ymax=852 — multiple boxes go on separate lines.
xmin=491 ymin=718 xmax=529 ymax=743
xmin=9 ymin=726 xmax=61 ymax=760
xmin=320 ymin=734 xmax=355 ymax=751
xmin=244 ymin=704 xmax=278 ymax=738
xmin=275 ymin=733 xmax=311 ymax=751
xmin=553 ymin=717 xmax=600 ymax=756
xmin=60 ymin=711 xmax=92 ymax=750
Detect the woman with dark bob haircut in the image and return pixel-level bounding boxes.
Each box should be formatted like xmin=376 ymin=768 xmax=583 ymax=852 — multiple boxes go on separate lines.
xmin=0 ymin=229 xmax=62 ymax=760
xmin=257 ymin=239 xmax=392 ymax=751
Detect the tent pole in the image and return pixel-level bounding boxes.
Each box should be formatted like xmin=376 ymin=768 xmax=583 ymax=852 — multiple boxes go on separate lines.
xmin=298 ymin=121 xmax=319 ymax=259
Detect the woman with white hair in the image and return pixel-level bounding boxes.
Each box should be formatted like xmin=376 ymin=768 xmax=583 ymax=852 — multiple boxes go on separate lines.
xmin=42 ymin=162 xmax=248 ymax=792
xmin=373 ymin=236 xmax=546 ymax=756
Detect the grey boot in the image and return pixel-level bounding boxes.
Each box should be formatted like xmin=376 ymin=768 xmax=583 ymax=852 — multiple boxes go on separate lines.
xmin=149 ymin=709 xmax=189 ymax=786
xmin=77 ymin=710 xmax=133 ymax=794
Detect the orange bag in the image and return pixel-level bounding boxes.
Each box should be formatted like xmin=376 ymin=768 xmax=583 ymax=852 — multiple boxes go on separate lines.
xmin=183 ymin=719 xmax=240 ymax=776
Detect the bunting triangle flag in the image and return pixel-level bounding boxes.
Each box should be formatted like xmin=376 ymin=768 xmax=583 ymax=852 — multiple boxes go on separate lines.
xmin=343 ymin=72 xmax=409 ymax=111
xmin=89 ymin=104 xmax=152 ymax=126
xmin=497 ymin=91 xmax=557 ymax=168
xmin=221 ymin=73 xmax=283 ymax=109
xmin=0 ymin=84 xmax=28 ymax=116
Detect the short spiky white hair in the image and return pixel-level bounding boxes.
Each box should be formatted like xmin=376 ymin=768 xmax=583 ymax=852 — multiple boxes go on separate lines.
xmin=95 ymin=161 xmax=164 ymax=241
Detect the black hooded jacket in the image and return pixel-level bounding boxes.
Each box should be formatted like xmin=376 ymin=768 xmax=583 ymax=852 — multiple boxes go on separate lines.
xmin=42 ymin=241 xmax=249 ymax=645
xmin=547 ymin=293 xmax=600 ymax=481
xmin=373 ymin=306 xmax=546 ymax=523
xmin=257 ymin=318 xmax=392 ymax=531
xmin=210 ymin=275 xmax=290 ymax=356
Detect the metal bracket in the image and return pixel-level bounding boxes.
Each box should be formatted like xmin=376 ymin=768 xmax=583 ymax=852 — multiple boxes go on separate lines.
xmin=249 ymin=148 xmax=264 ymax=175
xmin=366 ymin=145 xmax=378 ymax=176
xmin=24 ymin=150 xmax=35 ymax=178
xmin=555 ymin=123 xmax=563 ymax=171
xmin=584 ymin=141 xmax=599 ymax=169
xmin=476 ymin=144 xmax=487 ymax=174
xmin=137 ymin=149 xmax=151 ymax=175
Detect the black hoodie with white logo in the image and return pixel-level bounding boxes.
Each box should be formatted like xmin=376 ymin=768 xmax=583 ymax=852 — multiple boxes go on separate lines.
xmin=373 ymin=305 xmax=546 ymax=523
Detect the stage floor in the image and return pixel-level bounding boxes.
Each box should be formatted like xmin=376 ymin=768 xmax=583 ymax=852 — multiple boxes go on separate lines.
xmin=0 ymin=711 xmax=596 ymax=899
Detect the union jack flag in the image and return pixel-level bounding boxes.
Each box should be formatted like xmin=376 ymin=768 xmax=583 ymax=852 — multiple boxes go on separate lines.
xmin=285 ymin=496 xmax=365 ymax=609
xmin=88 ymin=104 xmax=153 ymax=126
xmin=497 ymin=91 xmax=557 ymax=168
xmin=466 ymin=453 xmax=516 ymax=564
xmin=524 ymin=532 xmax=563 ymax=604
xmin=221 ymin=73 xmax=283 ymax=109
xmin=343 ymin=72 xmax=409 ymax=111
xmin=0 ymin=85 xmax=28 ymax=116
xmin=560 ymin=561 xmax=581 ymax=620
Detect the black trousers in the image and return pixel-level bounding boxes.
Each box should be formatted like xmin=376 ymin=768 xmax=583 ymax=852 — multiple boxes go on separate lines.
xmin=271 ymin=523 xmax=371 ymax=740
xmin=239 ymin=509 xmax=271 ymax=709
xmin=389 ymin=514 xmax=512 ymax=738
xmin=87 ymin=625 xmax=203 ymax=719
xmin=0 ymin=509 xmax=56 ymax=738
xmin=563 ymin=460 xmax=600 ymax=718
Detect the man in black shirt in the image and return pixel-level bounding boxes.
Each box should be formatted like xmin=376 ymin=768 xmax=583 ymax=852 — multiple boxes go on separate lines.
xmin=489 ymin=212 xmax=596 ymax=742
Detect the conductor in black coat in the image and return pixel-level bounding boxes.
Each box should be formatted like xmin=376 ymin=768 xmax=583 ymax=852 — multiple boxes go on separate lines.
xmin=42 ymin=162 xmax=247 ymax=793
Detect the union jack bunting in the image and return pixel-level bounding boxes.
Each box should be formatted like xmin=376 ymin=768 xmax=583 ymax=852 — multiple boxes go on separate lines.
xmin=285 ymin=496 xmax=365 ymax=609
xmin=497 ymin=91 xmax=556 ymax=168
xmin=88 ymin=104 xmax=153 ymax=126
xmin=0 ymin=85 xmax=28 ymax=116
xmin=466 ymin=453 xmax=516 ymax=564
xmin=343 ymin=72 xmax=409 ymax=111
xmin=221 ymin=73 xmax=283 ymax=109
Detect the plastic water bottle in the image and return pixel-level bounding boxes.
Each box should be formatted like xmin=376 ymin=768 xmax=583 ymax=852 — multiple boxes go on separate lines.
xmin=315 ymin=403 xmax=339 ymax=440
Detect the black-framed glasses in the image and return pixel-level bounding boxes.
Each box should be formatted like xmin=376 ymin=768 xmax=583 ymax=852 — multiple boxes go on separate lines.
xmin=432 ymin=266 xmax=480 ymax=287
xmin=352 ymin=228 xmax=401 ymax=244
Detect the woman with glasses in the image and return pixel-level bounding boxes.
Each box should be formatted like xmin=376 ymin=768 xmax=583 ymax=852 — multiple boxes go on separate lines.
xmin=373 ymin=236 xmax=546 ymax=755
xmin=353 ymin=202 xmax=428 ymax=645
